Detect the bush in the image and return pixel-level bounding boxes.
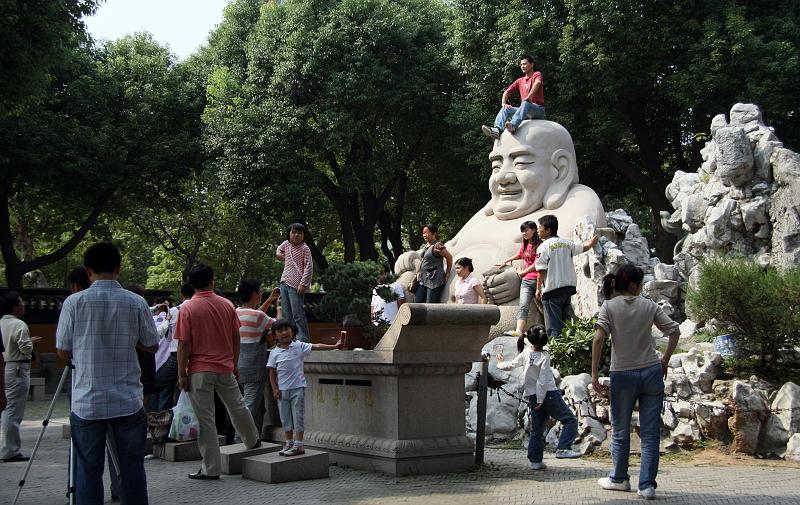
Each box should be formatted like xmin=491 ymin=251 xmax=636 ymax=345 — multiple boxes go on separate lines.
xmin=687 ymin=259 xmax=800 ymax=376
xmin=549 ymin=317 xmax=610 ymax=377
xmin=314 ymin=260 xmax=385 ymax=328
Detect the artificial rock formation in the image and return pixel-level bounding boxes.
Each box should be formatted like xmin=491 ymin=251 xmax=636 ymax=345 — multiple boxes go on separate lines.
xmin=665 ymin=103 xmax=800 ymax=278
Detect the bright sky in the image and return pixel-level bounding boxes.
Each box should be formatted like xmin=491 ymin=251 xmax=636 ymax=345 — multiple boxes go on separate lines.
xmin=84 ymin=0 xmax=230 ymax=60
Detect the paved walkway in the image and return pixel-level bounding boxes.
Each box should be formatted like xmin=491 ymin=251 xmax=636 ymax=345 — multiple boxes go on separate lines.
xmin=3 ymin=415 xmax=799 ymax=505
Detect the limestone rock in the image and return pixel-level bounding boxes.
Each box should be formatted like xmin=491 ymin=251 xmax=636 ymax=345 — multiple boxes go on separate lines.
xmin=671 ymin=419 xmax=700 ymax=448
xmin=739 ymin=195 xmax=769 ymax=235
xmin=581 ymin=417 xmax=608 ymax=444
xmin=769 ymin=147 xmax=800 ymax=269
xmin=761 ymin=382 xmax=800 ymax=456
xmin=561 ymin=374 xmax=591 ymax=403
xmin=679 ymin=320 xmax=698 ymax=340
xmin=714 ymin=126 xmax=754 ymax=186
xmin=654 ymin=263 xmax=679 ymax=281
xmin=642 ymin=279 xmax=679 ymax=303
xmin=694 ymin=401 xmax=731 ymax=443
xmin=705 ymin=198 xmax=737 ymax=248
xmin=606 ymin=209 xmax=633 ymax=235
xmin=662 ymin=405 xmax=679 ymax=430
xmin=467 ymin=388 xmax=522 ymax=441
xmin=701 ymin=179 xmax=728 ymax=207
xmin=710 ymin=114 xmax=728 ymax=135
xmin=728 ymin=381 xmax=770 ymax=455
xmin=729 ymin=103 xmax=763 ymax=130
xmin=621 ymin=224 xmax=651 ymax=267
xmin=786 ymin=434 xmax=800 ymax=462
xmin=681 ymin=193 xmax=708 ymax=232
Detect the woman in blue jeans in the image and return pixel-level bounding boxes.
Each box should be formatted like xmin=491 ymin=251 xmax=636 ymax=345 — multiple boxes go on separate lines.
xmin=496 ymin=220 xmax=543 ymax=337
xmin=591 ymin=265 xmax=680 ymax=500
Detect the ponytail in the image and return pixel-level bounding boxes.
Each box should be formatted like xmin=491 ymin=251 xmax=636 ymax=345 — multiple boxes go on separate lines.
xmin=603 ymin=264 xmax=645 ymax=299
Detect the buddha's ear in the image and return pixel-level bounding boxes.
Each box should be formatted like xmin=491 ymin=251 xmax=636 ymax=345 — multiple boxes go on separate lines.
xmin=543 ymin=148 xmax=578 ymax=210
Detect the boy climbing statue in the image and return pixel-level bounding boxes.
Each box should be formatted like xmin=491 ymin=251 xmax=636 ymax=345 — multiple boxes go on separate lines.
xmin=482 ymin=54 xmax=545 ymax=140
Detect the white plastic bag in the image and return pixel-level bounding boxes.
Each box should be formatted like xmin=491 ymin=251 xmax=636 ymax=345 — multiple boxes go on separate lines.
xmin=169 ymin=391 xmax=199 ymax=441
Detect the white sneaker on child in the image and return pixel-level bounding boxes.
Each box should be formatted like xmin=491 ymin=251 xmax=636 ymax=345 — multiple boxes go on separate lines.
xmin=283 ymin=445 xmax=305 ymax=456
xmin=530 ymin=462 xmax=547 ymax=471
xmin=555 ymin=449 xmax=583 ymax=459
xmin=278 ymin=442 xmax=293 ymax=456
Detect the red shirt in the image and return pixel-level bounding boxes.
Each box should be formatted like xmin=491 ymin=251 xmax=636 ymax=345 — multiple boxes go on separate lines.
xmin=519 ymin=242 xmax=540 ymax=281
xmin=174 ymin=290 xmax=241 ymax=374
xmin=507 ymin=71 xmax=544 ymax=106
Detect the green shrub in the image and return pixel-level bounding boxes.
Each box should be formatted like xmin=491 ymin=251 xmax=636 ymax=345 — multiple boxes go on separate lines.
xmin=687 ymin=259 xmax=800 ymax=376
xmin=549 ymin=317 xmax=610 ymax=377
xmin=314 ymin=260 xmax=385 ymax=329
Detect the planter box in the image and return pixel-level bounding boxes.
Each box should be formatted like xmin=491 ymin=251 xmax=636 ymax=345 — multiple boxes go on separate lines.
xmin=317 ymin=326 xmax=370 ymax=350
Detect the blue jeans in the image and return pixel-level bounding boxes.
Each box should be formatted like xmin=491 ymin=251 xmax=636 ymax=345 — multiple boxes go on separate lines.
xmin=242 ymin=380 xmax=266 ymax=434
xmin=494 ymin=101 xmax=546 ymax=130
xmin=528 ymin=390 xmax=578 ymax=463
xmin=147 ymin=353 xmax=177 ymax=412
xmin=70 ymin=408 xmax=148 ymax=505
xmin=609 ymin=363 xmax=664 ymax=490
xmin=415 ymin=283 xmax=445 ymax=303
xmin=542 ymin=291 xmax=572 ymax=337
xmin=280 ymin=283 xmax=310 ymax=342
xmin=516 ymin=279 xmax=537 ymax=321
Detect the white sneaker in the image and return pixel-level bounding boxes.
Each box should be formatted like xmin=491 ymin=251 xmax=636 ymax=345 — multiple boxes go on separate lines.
xmin=598 ymin=477 xmax=631 ymax=492
xmin=638 ymin=487 xmax=656 ymax=500
xmin=555 ymin=449 xmax=583 ymax=459
xmin=481 ymin=125 xmax=501 ymax=140
xmin=503 ymin=330 xmax=522 ymax=337
xmin=530 ymin=461 xmax=547 ymax=470
xmin=278 ymin=442 xmax=293 ymax=456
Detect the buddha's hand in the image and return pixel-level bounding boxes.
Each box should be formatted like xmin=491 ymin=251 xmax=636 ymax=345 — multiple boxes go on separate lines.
xmin=482 ymin=266 xmax=521 ymax=305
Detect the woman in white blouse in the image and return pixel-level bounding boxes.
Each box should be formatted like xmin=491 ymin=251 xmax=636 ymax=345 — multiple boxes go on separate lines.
xmin=452 ymin=257 xmax=487 ymax=304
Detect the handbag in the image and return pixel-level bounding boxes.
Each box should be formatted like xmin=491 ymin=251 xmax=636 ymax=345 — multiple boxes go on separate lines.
xmin=408 ymin=247 xmax=426 ymax=293
xmin=146 ymin=409 xmax=174 ymax=445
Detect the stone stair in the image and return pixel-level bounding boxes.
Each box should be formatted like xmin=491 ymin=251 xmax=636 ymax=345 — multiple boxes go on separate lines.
xmin=241 ymin=449 xmax=329 ymax=483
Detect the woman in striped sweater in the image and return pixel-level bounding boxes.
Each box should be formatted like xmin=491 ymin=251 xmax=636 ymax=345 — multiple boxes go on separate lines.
xmin=276 ymin=223 xmax=313 ymax=342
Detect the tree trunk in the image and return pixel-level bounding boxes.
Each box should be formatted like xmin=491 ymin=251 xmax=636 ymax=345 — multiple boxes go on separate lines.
xmin=0 ymin=189 xmax=111 ymax=290
xmin=598 ymin=145 xmax=677 ymax=262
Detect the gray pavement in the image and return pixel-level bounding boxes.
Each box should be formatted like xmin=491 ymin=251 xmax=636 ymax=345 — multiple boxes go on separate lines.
xmin=2 ymin=408 xmax=799 ymax=505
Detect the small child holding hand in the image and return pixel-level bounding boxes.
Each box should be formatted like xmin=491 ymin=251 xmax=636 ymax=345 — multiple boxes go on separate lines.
xmin=267 ymin=319 xmax=342 ymax=456
xmin=496 ymin=325 xmax=581 ymax=470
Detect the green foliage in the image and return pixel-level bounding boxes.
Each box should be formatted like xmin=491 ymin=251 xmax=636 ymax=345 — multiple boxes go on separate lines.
xmin=0 ymin=0 xmax=99 ymax=115
xmin=204 ymin=0 xmax=480 ymax=265
xmin=548 ymin=317 xmax=609 ymax=377
xmin=687 ymin=259 xmax=800 ymax=376
xmin=315 ymin=260 xmax=384 ymax=327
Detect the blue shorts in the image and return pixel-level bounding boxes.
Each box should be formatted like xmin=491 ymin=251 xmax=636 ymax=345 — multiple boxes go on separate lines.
xmin=277 ymin=387 xmax=305 ymax=432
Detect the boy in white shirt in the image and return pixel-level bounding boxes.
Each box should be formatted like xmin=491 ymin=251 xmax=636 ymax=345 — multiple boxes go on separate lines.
xmin=267 ymin=319 xmax=342 ymax=456
xmin=496 ymin=325 xmax=581 ymax=470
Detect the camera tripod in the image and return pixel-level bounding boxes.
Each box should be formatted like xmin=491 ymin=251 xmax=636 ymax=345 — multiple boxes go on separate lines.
xmin=11 ymin=363 xmax=122 ymax=505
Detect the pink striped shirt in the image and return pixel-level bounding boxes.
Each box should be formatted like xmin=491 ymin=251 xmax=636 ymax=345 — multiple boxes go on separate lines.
xmin=236 ymin=307 xmax=275 ymax=344
xmin=277 ymin=240 xmax=313 ymax=289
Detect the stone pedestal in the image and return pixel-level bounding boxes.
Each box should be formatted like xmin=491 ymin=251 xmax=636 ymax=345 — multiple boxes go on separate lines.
xmin=304 ymin=303 xmax=500 ymax=476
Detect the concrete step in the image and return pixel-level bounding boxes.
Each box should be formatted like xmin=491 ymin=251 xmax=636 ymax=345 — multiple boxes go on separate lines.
xmin=29 ymin=377 xmax=46 ymax=401
xmin=242 ymin=449 xmax=329 ymax=483
xmin=153 ymin=435 xmax=226 ymax=461
xmin=220 ymin=442 xmax=282 ymax=474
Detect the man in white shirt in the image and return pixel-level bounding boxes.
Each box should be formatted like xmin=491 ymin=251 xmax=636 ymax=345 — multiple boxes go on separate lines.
xmin=534 ymin=215 xmax=598 ymax=338
xmin=370 ymin=267 xmax=405 ymax=326
xmin=1 ymin=292 xmax=42 ymax=462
